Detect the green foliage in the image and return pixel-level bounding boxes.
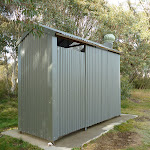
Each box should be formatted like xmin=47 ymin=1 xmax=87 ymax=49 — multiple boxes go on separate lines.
xmin=114 ymin=121 xmax=133 ymax=132
xmin=72 ymin=148 xmax=81 ymax=150
xmin=121 ymin=100 xmax=130 ymax=109
xmin=0 ymin=80 xmax=9 ymax=99
xmin=0 ymin=136 xmax=42 ymax=150
xmin=0 ymin=97 xmax=18 ymax=132
xmin=1 ymin=0 xmax=150 ymax=92
xmin=133 ymin=77 xmax=150 ymax=89
xmin=121 ymin=76 xmax=132 ymax=100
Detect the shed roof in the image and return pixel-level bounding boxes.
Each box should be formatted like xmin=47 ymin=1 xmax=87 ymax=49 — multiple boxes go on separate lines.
xmin=16 ymin=24 xmax=120 ymax=54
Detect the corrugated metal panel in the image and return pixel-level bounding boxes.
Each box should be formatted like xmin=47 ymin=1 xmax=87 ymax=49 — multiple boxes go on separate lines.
xmin=101 ymin=50 xmax=109 ymax=121
xmin=57 ymin=47 xmax=85 ymax=138
xmin=118 ymin=55 xmax=121 ymax=115
xmin=18 ymin=43 xmax=22 ymax=131
xmin=51 ymin=36 xmax=59 ymax=141
xmin=85 ymin=45 xmax=102 ymax=127
xmin=107 ymin=51 xmax=114 ymax=119
xmin=107 ymin=52 xmax=121 ymax=118
xmin=18 ymin=33 xmax=53 ymax=141
xmin=85 ymin=45 xmax=121 ymax=127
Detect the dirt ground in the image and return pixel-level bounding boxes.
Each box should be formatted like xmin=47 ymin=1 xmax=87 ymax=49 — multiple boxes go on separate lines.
xmin=83 ymin=131 xmax=141 ymax=150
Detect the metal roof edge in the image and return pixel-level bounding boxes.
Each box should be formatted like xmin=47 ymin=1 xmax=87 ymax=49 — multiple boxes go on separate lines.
xmin=39 ymin=24 xmax=120 ymax=54
xmin=16 ymin=30 xmax=32 ymax=46
xmin=55 ymin=32 xmax=120 ymax=54
xmin=16 ymin=24 xmax=121 ymax=54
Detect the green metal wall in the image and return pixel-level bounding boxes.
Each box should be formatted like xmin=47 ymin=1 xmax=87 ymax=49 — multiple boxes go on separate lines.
xmin=18 ymin=33 xmax=53 ymax=141
xmin=85 ymin=45 xmax=121 ymax=127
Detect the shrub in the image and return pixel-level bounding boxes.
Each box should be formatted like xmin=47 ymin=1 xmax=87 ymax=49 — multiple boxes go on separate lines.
xmin=133 ymin=77 xmax=150 ymax=89
xmin=0 ymin=79 xmax=18 ymax=99
xmin=121 ymin=76 xmax=132 ymax=100
xmin=0 ymin=80 xmax=8 ymax=99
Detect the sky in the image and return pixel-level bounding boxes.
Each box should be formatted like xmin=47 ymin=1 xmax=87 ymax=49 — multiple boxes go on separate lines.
xmin=107 ymin=0 xmax=139 ymax=6
xmin=106 ymin=0 xmax=142 ymax=11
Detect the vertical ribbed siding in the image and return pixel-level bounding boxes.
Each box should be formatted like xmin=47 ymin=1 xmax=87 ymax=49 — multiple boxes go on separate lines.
xmin=107 ymin=51 xmax=114 ymax=119
xmin=51 ymin=36 xmax=58 ymax=141
xmin=18 ymin=33 xmax=52 ymax=141
xmin=85 ymin=45 xmax=120 ymax=127
xmin=107 ymin=52 xmax=121 ymax=119
xmin=118 ymin=55 xmax=121 ymax=115
xmin=57 ymin=47 xmax=85 ymax=138
xmin=85 ymin=46 xmax=102 ymax=127
xmin=101 ymin=50 xmax=108 ymax=121
xmin=18 ymin=43 xmax=22 ymax=131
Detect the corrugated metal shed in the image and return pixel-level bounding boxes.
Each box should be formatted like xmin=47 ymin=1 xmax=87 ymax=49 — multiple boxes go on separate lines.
xmin=18 ymin=25 xmax=121 ymax=142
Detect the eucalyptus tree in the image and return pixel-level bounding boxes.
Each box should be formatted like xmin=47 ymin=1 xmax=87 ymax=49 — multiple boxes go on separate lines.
xmin=91 ymin=1 xmax=150 ymax=83
xmin=1 ymin=0 xmax=150 ymax=92
xmin=0 ymin=0 xmax=42 ymax=94
xmin=0 ymin=0 xmax=96 ymax=93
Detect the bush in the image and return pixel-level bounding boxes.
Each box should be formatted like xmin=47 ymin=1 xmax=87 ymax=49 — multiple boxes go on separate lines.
xmin=0 ymin=80 xmax=8 ymax=99
xmin=133 ymin=77 xmax=150 ymax=89
xmin=0 ymin=79 xmax=18 ymax=99
xmin=121 ymin=76 xmax=132 ymax=100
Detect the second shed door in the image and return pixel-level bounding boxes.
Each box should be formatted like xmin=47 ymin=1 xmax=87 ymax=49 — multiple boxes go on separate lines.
xmin=57 ymin=47 xmax=85 ymax=137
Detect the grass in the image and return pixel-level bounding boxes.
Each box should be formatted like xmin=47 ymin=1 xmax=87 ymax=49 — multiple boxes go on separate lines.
xmin=0 ymin=136 xmax=42 ymax=150
xmin=0 ymin=93 xmax=42 ymax=150
xmin=113 ymin=120 xmax=134 ymax=132
xmin=120 ymin=89 xmax=150 ymax=150
xmin=82 ymin=89 xmax=150 ymax=150
xmin=0 ymin=98 xmax=18 ymax=132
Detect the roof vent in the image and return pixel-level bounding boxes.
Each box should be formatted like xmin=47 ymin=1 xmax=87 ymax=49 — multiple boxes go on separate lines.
xmin=103 ymin=34 xmax=115 ymax=48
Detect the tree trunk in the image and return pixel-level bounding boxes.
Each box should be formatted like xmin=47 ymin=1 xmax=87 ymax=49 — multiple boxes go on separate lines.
xmin=11 ymin=52 xmax=17 ymax=94
xmin=3 ymin=52 xmax=10 ymax=95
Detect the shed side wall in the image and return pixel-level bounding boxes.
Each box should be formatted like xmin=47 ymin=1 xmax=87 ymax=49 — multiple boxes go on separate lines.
xmin=85 ymin=45 xmax=120 ymax=127
xmin=107 ymin=52 xmax=121 ymax=118
xmin=18 ymin=33 xmax=53 ymax=140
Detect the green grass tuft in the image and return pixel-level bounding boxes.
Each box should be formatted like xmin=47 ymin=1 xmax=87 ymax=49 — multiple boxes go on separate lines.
xmin=72 ymin=148 xmax=81 ymax=150
xmin=114 ymin=122 xmax=133 ymax=132
xmin=121 ymin=100 xmax=130 ymax=108
xmin=0 ymin=135 xmax=42 ymax=150
xmin=125 ymin=148 xmax=135 ymax=150
xmin=0 ymin=98 xmax=18 ymax=132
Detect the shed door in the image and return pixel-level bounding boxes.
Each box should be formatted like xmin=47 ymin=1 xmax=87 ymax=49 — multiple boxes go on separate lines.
xmin=85 ymin=45 xmax=102 ymax=127
xmin=85 ymin=45 xmax=120 ymax=127
xmin=57 ymin=47 xmax=85 ymax=137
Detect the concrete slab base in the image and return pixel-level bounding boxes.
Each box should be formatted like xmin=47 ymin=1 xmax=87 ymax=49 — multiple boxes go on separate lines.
xmin=2 ymin=114 xmax=137 ymax=150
